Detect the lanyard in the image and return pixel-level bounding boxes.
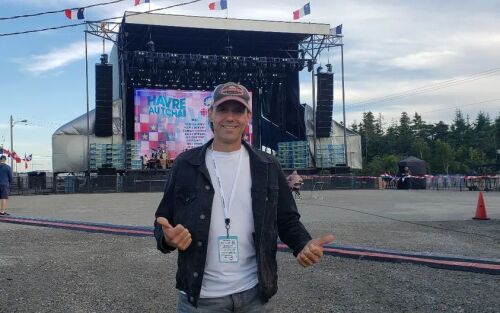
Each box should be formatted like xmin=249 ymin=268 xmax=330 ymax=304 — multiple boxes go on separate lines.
xmin=210 ymin=145 xmax=243 ymax=238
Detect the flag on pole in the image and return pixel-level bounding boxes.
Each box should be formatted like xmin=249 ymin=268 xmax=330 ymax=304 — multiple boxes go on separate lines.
xmin=335 ymin=24 xmax=342 ymax=35
xmin=293 ymin=3 xmax=310 ymax=20
xmin=134 ymin=0 xmax=150 ymax=6
xmin=208 ymin=0 xmax=228 ymax=10
xmin=64 ymin=8 xmax=85 ymax=20
xmin=10 ymin=151 xmax=21 ymax=163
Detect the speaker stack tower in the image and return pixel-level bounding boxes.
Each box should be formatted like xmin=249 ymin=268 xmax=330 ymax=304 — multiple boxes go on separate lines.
xmin=95 ymin=62 xmax=113 ymax=137
xmin=315 ymin=73 xmax=334 ymax=138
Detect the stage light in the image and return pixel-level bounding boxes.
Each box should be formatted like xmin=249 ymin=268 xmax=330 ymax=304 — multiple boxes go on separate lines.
xmin=169 ymin=53 xmax=178 ymax=66
xmin=326 ymin=63 xmax=332 ymax=72
xmin=201 ymin=55 xmax=209 ymax=68
xmin=207 ymin=55 xmax=217 ymax=69
xmin=146 ymin=40 xmax=155 ymax=52
xmin=134 ymin=51 xmax=145 ymax=67
xmin=307 ymin=60 xmax=314 ymax=72
xmin=317 ymin=65 xmax=323 ymax=73
xmin=178 ymin=55 xmax=187 ymax=68
xmin=188 ymin=54 xmax=198 ymax=68
xmin=157 ymin=53 xmax=166 ymax=68
xmin=297 ymin=60 xmax=305 ymax=71
xmin=240 ymin=57 xmax=248 ymax=68
xmin=298 ymin=49 xmax=306 ymax=59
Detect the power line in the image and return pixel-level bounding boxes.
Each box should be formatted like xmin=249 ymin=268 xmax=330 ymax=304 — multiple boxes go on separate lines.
xmin=0 ymin=0 xmax=126 ymax=20
xmin=0 ymin=0 xmax=203 ymax=37
xmin=421 ymin=98 xmax=500 ymax=114
xmin=350 ymin=68 xmax=500 ymax=108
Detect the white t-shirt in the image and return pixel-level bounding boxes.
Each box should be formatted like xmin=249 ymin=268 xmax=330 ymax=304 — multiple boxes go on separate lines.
xmin=200 ymin=146 xmax=258 ymax=298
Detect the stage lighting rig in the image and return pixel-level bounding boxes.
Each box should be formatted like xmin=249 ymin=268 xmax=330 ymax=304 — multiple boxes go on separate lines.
xmin=307 ymin=60 xmax=314 ymax=72
xmin=326 ymin=63 xmax=332 ymax=72
xmin=146 ymin=40 xmax=155 ymax=52
xmin=208 ymin=55 xmax=218 ymax=69
xmin=317 ymin=65 xmax=323 ymax=73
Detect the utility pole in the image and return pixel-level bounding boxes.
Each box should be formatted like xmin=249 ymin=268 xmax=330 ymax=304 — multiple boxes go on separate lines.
xmin=10 ymin=115 xmax=28 ymax=173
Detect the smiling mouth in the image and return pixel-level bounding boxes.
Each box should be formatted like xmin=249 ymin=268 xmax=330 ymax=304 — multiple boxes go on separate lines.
xmin=222 ymin=125 xmax=238 ymax=129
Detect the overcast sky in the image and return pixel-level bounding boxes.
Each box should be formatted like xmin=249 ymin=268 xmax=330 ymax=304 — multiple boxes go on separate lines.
xmin=1 ymin=0 xmax=499 ymax=171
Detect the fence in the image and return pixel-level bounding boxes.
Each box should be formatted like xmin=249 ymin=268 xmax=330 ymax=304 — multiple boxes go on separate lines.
xmin=8 ymin=173 xmax=500 ymax=195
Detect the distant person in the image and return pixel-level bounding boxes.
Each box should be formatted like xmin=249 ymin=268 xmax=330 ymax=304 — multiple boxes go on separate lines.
xmin=287 ymin=170 xmax=304 ymax=199
xmin=154 ymin=82 xmax=334 ymax=312
xmin=142 ymin=154 xmax=149 ymax=169
xmin=160 ymin=150 xmax=167 ymax=169
xmin=402 ymin=166 xmax=411 ymax=178
xmin=0 ymin=155 xmax=13 ymax=215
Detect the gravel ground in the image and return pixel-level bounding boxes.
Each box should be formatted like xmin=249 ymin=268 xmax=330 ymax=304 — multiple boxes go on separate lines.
xmin=1 ymin=190 xmax=499 ymax=312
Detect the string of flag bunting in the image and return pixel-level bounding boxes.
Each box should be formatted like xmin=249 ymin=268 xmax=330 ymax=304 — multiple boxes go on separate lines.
xmin=56 ymin=0 xmax=340 ymax=25
xmin=0 ymin=147 xmax=33 ymax=168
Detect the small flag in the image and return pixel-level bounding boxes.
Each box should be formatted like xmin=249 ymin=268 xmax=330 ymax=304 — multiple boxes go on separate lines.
xmin=208 ymin=0 xmax=228 ymax=10
xmin=64 ymin=8 xmax=85 ymax=20
xmin=330 ymin=24 xmax=343 ymax=36
xmin=293 ymin=2 xmax=310 ymax=20
xmin=134 ymin=0 xmax=150 ymax=6
xmin=335 ymin=24 xmax=342 ymax=35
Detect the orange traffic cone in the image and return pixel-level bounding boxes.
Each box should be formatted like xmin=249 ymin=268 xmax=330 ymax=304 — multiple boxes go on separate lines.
xmin=473 ymin=192 xmax=490 ymax=220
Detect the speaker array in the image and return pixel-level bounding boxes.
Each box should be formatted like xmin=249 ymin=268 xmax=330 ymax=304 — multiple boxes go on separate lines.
xmin=315 ymin=73 xmax=334 ymax=138
xmin=95 ymin=64 xmax=113 ymax=137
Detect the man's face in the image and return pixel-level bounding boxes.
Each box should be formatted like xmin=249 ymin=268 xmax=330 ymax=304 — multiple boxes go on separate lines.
xmin=209 ymin=101 xmax=251 ymax=146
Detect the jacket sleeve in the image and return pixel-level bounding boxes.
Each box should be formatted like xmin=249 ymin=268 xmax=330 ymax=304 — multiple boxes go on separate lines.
xmin=274 ymin=162 xmax=312 ymax=256
xmin=8 ymin=166 xmax=12 ymax=184
xmin=154 ymin=159 xmax=179 ymax=254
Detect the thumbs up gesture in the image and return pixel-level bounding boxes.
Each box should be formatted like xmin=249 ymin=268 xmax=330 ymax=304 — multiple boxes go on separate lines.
xmin=297 ymin=234 xmax=334 ymax=267
xmin=156 ymin=217 xmax=192 ymax=251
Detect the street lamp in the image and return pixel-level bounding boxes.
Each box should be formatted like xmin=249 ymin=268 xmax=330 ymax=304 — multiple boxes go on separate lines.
xmin=10 ymin=115 xmax=28 ymax=172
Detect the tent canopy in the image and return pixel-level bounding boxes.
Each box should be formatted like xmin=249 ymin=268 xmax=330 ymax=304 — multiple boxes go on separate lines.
xmin=398 ymin=156 xmax=426 ymax=176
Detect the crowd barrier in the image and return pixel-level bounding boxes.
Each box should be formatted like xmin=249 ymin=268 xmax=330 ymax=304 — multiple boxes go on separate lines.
xmin=7 ymin=173 xmax=500 ymax=195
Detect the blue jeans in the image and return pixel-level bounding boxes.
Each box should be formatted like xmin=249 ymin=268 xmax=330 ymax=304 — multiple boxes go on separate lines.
xmin=176 ymin=286 xmax=274 ymax=313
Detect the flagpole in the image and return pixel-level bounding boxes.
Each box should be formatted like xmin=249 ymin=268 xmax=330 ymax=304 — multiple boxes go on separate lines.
xmin=85 ymin=23 xmax=90 ymax=191
xmin=340 ymin=40 xmax=348 ymax=167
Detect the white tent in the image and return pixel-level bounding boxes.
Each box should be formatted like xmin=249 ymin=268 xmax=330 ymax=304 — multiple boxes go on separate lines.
xmin=52 ymin=100 xmax=123 ymax=173
xmin=304 ymin=105 xmax=362 ymax=169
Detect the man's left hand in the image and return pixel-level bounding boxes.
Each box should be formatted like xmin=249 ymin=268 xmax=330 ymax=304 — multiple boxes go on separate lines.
xmin=297 ymin=234 xmax=334 ymax=267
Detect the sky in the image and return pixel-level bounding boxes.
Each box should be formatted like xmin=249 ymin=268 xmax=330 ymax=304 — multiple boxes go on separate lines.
xmin=1 ymin=0 xmax=500 ymax=171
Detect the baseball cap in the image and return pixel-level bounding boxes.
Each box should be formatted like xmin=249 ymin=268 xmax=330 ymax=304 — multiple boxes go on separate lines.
xmin=212 ymin=82 xmax=252 ymax=112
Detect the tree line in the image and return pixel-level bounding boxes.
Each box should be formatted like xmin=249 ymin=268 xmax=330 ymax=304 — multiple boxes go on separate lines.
xmin=350 ymin=110 xmax=500 ymax=175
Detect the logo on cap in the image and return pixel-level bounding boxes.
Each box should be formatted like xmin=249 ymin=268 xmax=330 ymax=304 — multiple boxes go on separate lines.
xmin=220 ymin=84 xmax=245 ymax=96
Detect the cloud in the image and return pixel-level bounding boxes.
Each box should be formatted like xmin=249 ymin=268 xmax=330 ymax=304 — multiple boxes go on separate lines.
xmin=16 ymin=41 xmax=106 ymax=75
xmin=386 ymin=50 xmax=460 ymax=71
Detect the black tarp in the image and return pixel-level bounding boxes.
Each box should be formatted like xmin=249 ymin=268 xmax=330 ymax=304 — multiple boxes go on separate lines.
xmin=398 ymin=156 xmax=427 ymax=176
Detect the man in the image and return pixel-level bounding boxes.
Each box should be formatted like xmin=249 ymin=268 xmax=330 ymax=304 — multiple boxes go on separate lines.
xmin=0 ymin=155 xmax=13 ymax=215
xmin=287 ymin=170 xmax=304 ymax=199
xmin=154 ymin=82 xmax=334 ymax=312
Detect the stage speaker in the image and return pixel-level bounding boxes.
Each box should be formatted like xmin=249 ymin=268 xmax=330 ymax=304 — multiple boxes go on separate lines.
xmin=95 ymin=64 xmax=113 ymax=137
xmin=316 ymin=73 xmax=334 ymax=138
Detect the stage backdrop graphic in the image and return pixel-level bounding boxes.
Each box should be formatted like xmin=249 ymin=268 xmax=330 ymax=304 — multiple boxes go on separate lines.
xmin=134 ymin=89 xmax=252 ymax=160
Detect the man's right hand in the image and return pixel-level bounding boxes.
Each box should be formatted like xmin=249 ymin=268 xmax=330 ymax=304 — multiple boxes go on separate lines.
xmin=156 ymin=217 xmax=192 ymax=251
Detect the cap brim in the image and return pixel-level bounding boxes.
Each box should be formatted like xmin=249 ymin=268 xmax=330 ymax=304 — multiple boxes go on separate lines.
xmin=212 ymin=96 xmax=252 ymax=112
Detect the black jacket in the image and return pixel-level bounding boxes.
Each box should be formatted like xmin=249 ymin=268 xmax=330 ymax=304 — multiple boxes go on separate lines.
xmin=154 ymin=139 xmax=311 ymax=307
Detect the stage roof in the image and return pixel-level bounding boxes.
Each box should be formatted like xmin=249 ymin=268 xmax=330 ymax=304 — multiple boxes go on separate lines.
xmin=123 ymin=12 xmax=331 ymax=36
xmin=120 ymin=12 xmax=330 ymax=56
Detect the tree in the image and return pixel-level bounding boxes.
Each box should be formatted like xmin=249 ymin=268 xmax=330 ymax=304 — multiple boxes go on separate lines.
xmin=449 ymin=110 xmax=471 ymax=148
xmin=395 ymin=112 xmax=414 ymax=156
xmin=431 ymin=140 xmax=456 ymax=174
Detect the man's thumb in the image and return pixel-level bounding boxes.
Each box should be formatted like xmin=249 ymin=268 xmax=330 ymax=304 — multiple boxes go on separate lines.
xmin=313 ymin=234 xmax=334 ymax=246
xmin=156 ymin=216 xmax=172 ymax=229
